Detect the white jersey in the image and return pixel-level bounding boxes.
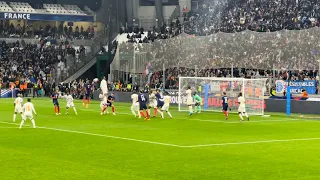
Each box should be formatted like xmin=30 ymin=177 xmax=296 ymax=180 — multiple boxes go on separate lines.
xmin=238 ymin=96 xmax=246 ymax=112
xmin=23 ymin=102 xmax=36 ymax=116
xmin=65 ymin=95 xmax=75 ymax=107
xmin=149 ymin=93 xmax=157 ymax=107
xmin=161 ymin=95 xmax=171 ymax=111
xmin=14 ymin=97 xmax=23 ymax=113
xmin=186 ymin=89 xmax=193 ymax=104
xmin=100 ymin=79 xmax=108 ymax=94
xmin=164 ymin=95 xmax=171 ymax=105
xmin=131 ymin=94 xmax=139 ymax=111
xmin=131 ymin=94 xmax=138 ymax=104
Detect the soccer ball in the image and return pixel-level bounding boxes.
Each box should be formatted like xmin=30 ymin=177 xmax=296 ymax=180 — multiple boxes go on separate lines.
xmin=93 ymin=78 xmax=99 ymax=83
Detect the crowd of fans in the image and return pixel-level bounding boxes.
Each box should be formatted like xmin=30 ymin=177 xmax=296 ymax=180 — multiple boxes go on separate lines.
xmin=112 ymin=0 xmax=320 ymax=89
xmin=184 ymin=0 xmax=320 ymax=35
xmin=0 ymin=21 xmax=95 ymax=40
xmin=0 ymin=39 xmax=89 ymax=93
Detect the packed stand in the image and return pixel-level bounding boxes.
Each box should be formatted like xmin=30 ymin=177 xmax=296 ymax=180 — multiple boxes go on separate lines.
xmin=0 ymin=40 xmax=85 ymax=96
xmin=0 ymin=21 xmax=95 ymax=40
xmin=184 ymin=0 xmax=320 ymax=35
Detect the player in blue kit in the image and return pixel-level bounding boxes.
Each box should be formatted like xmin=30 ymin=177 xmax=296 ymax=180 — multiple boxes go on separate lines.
xmin=222 ymin=92 xmax=229 ymax=120
xmin=83 ymin=80 xmax=93 ymax=108
xmin=52 ymin=89 xmax=61 ymax=115
xmin=138 ymin=90 xmax=150 ymax=120
xmin=106 ymin=93 xmax=116 ymax=115
xmin=155 ymin=89 xmax=165 ymax=113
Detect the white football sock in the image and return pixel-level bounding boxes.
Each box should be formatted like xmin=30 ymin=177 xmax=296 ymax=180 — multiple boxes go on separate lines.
xmin=73 ymin=107 xmax=78 ymax=115
xmin=188 ymin=106 xmax=193 ymax=113
xmin=239 ymin=113 xmax=244 ymax=121
xmin=13 ymin=114 xmax=16 ymax=122
xmin=137 ymin=111 xmax=141 ymax=118
xmin=30 ymin=119 xmax=36 ymax=128
xmin=159 ymin=111 xmax=164 ymax=118
xmin=167 ymin=111 xmax=172 ymax=118
xmin=19 ymin=119 xmax=25 ymax=128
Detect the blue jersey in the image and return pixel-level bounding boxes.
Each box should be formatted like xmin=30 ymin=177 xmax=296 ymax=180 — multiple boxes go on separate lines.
xmin=222 ymin=96 xmax=228 ymax=111
xmin=222 ymin=96 xmax=228 ymax=105
xmin=138 ymin=93 xmax=148 ymax=110
xmin=52 ymin=93 xmax=59 ymax=105
xmin=155 ymin=93 xmax=164 ymax=107
xmin=85 ymin=84 xmax=92 ymax=95
xmin=107 ymin=95 xmax=114 ymax=106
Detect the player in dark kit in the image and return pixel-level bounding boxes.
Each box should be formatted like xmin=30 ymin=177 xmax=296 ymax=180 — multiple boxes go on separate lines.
xmin=107 ymin=93 xmax=116 ymax=115
xmin=155 ymin=89 xmax=165 ymax=111
xmin=82 ymin=81 xmax=93 ymax=108
xmin=222 ymin=92 xmax=229 ymax=120
xmin=52 ymin=89 xmax=61 ymax=115
xmin=138 ymin=91 xmax=150 ymax=120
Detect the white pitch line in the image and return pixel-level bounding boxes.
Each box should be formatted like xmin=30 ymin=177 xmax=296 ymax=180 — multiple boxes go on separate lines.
xmin=0 ymin=121 xmax=183 ymax=148
xmin=2 ymin=121 xmax=320 ymax=148
xmin=0 ymin=127 xmax=33 ymax=129
xmin=183 ymin=137 xmax=320 ymax=148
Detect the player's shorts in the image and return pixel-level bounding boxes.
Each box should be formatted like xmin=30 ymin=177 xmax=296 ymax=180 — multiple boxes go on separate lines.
xmin=23 ymin=113 xmax=33 ymax=120
xmin=100 ymin=101 xmax=104 ymax=109
xmin=149 ymin=100 xmax=157 ymax=108
xmin=140 ymin=103 xmax=148 ymax=110
xmin=161 ymin=104 xmax=170 ymax=111
xmin=238 ymin=105 xmax=246 ymax=113
xmin=14 ymin=106 xmax=23 ymax=113
xmin=85 ymin=94 xmax=90 ymax=100
xmin=222 ymin=104 xmax=228 ymax=111
xmin=157 ymin=101 xmax=164 ymax=108
xmin=131 ymin=103 xmax=139 ymax=111
xmin=66 ymin=102 xmax=75 ymax=108
xmin=102 ymin=88 xmax=108 ymax=95
xmin=53 ymin=101 xmax=59 ymax=106
xmin=187 ymin=98 xmax=193 ymax=106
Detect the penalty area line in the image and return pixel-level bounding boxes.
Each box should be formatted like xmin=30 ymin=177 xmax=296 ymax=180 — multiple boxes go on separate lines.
xmin=2 ymin=121 xmax=320 ymax=148
xmin=183 ymin=137 xmax=320 ymax=148
xmin=0 ymin=121 xmax=183 ymax=148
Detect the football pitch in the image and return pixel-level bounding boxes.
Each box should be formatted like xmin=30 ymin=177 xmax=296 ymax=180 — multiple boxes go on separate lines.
xmin=1 ymin=98 xmax=320 ymax=180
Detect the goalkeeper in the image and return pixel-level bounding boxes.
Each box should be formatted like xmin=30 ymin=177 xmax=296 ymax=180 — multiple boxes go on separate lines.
xmin=193 ymin=92 xmax=202 ymax=113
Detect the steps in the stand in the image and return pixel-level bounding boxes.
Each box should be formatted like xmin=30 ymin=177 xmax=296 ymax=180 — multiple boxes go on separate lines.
xmin=63 ymin=57 xmax=97 ymax=82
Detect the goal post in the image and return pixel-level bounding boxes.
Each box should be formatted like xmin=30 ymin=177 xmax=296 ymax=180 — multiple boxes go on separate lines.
xmin=178 ymin=77 xmax=268 ymax=116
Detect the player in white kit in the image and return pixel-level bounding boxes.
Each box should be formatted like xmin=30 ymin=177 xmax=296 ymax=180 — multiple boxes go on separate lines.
xmin=186 ymin=86 xmax=193 ymax=116
xmin=238 ymin=93 xmax=249 ymax=121
xmin=64 ymin=92 xmax=78 ymax=115
xmin=159 ymin=91 xmax=173 ymax=119
xmin=20 ymin=98 xmax=37 ymax=129
xmin=100 ymin=92 xmax=109 ymax=115
xmin=100 ymin=76 xmax=108 ymax=95
xmin=131 ymin=93 xmax=141 ymax=118
xmin=13 ymin=93 xmax=23 ymax=122
xmin=148 ymin=91 xmax=158 ymax=117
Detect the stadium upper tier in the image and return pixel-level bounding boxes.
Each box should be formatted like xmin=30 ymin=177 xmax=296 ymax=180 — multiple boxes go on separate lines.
xmin=0 ymin=1 xmax=91 ymax=15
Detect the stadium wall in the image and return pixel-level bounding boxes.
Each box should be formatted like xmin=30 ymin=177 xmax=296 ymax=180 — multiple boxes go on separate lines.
xmin=92 ymin=91 xmax=320 ymax=115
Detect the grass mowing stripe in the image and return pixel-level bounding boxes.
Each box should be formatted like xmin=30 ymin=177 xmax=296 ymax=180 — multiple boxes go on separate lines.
xmin=81 ymin=109 xmax=306 ymax=123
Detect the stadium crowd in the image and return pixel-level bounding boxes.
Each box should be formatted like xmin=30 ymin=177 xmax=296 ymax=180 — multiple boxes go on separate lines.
xmin=0 ymin=39 xmax=87 ymax=95
xmin=0 ymin=21 xmax=95 ymax=40
xmin=114 ymin=0 xmax=320 ymax=89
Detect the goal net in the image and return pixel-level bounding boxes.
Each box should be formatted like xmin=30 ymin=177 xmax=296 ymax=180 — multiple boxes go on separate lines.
xmin=178 ymin=77 xmax=268 ymax=115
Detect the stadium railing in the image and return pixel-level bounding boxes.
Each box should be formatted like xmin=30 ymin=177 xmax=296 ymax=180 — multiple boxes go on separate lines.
xmin=56 ymin=31 xmax=107 ymax=83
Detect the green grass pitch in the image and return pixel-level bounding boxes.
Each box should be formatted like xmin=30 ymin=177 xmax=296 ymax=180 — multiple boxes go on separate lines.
xmin=1 ymin=98 xmax=320 ymax=180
